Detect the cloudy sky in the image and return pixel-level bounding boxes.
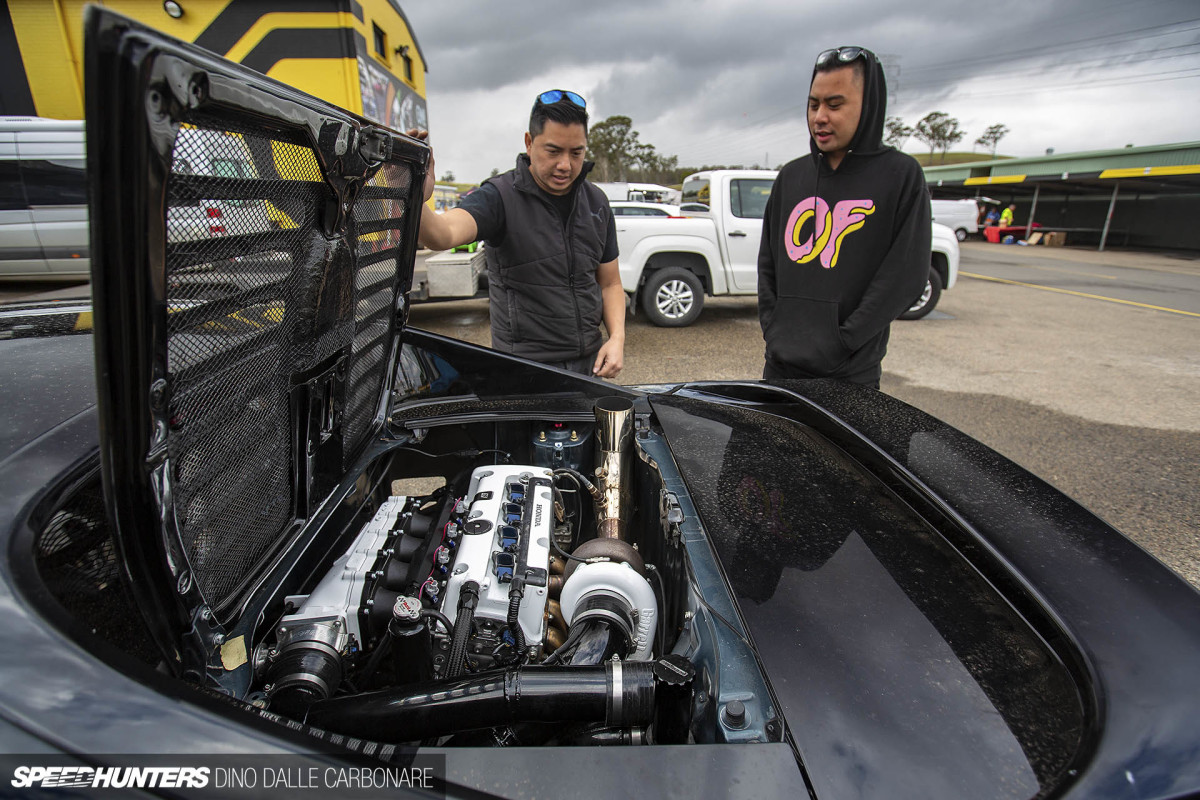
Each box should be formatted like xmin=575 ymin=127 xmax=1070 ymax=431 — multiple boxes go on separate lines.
xmin=402 ymin=0 xmax=1200 ymax=183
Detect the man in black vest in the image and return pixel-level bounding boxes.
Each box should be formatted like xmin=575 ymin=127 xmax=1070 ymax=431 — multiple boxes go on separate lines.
xmin=412 ymin=90 xmax=624 ymax=378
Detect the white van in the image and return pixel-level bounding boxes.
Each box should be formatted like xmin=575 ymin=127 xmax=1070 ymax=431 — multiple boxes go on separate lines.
xmin=0 ymin=117 xmax=89 ymax=279
xmin=930 ymin=199 xmax=979 ymax=242
xmin=167 ymin=125 xmax=278 ymax=245
xmin=1 ymin=117 xmax=282 ymax=280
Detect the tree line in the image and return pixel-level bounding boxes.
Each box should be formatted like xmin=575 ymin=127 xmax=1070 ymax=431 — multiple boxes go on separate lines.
xmin=886 ymin=114 xmax=1010 ymax=164
xmin=557 ymin=115 xmax=782 ymax=185
xmin=476 ymin=115 xmax=742 ymax=186
xmin=587 ymin=115 xmax=682 ymax=184
xmin=468 ymin=113 xmax=1013 ymax=184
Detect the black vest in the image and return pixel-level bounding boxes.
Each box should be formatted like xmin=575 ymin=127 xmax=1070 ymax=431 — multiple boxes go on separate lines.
xmin=484 ymin=155 xmax=610 ymax=362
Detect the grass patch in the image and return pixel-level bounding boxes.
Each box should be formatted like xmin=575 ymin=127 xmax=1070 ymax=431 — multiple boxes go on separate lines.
xmin=909 ymin=152 xmax=1015 ymax=166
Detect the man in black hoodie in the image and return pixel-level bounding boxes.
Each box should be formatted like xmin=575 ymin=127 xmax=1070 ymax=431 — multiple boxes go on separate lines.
xmin=757 ymin=46 xmax=931 ymax=388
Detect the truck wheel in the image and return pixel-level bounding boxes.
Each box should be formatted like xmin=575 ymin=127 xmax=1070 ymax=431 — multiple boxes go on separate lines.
xmin=955 ymin=227 xmax=969 ymax=242
xmin=642 ymin=267 xmax=704 ymax=327
xmin=900 ymin=269 xmax=943 ymax=320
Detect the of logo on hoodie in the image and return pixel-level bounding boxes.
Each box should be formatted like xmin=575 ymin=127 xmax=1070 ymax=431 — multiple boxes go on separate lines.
xmin=784 ymin=196 xmax=875 ymax=269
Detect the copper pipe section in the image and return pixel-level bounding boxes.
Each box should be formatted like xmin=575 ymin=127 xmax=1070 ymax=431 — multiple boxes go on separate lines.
xmin=549 ymin=555 xmax=566 ymax=575
xmin=546 ymin=599 xmax=566 ymax=632
xmin=594 ymin=396 xmax=634 ymax=540
xmin=544 ymin=625 xmax=566 ymax=652
xmin=548 ymin=574 xmax=564 ymax=599
xmin=543 ymin=601 xmax=568 ymax=652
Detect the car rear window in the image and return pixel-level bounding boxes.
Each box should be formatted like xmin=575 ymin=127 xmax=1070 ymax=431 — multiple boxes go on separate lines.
xmin=729 ymin=178 xmax=772 ymax=219
xmin=681 ymin=177 xmax=710 ymax=209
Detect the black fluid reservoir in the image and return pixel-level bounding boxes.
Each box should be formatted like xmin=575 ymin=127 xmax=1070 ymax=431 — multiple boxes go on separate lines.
xmin=389 ymin=595 xmax=434 ymax=684
xmin=531 ymin=423 xmax=592 ymax=472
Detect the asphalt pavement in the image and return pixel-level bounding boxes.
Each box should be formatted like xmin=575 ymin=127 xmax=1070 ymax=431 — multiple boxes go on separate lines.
xmin=952 ymin=241 xmax=1200 ymax=315
xmin=882 ymin=242 xmax=1200 ymax=587
xmin=5 ymin=242 xmax=1198 ymax=588
xmin=408 ymin=242 xmax=1200 ymax=588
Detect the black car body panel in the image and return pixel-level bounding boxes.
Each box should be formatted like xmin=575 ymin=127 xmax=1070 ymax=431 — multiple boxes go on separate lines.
xmin=759 ymin=379 xmax=1200 ymax=799
xmin=650 ymin=389 xmax=1085 ymax=799
xmin=0 ymin=329 xmax=95 ymax=463
xmin=651 ymin=380 xmax=1200 ymax=798
xmin=0 ymin=8 xmax=1198 ymax=800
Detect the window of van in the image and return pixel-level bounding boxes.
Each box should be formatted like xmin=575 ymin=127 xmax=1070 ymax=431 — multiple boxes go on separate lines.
xmin=0 ymin=161 xmax=24 ymax=211
xmin=211 ymin=159 xmax=251 ymax=179
xmin=172 ymin=157 xmax=201 ymax=207
xmin=211 ymin=158 xmax=254 ymax=206
xmin=21 ymin=159 xmax=86 ymax=206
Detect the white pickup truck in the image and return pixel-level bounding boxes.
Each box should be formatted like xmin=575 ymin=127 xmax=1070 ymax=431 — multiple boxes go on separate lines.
xmin=616 ymin=169 xmax=959 ymax=326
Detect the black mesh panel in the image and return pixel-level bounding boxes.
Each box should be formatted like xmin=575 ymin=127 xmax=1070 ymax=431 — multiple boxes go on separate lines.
xmin=344 ymin=162 xmax=410 ymax=460
xmin=163 ymin=123 xmax=408 ymax=605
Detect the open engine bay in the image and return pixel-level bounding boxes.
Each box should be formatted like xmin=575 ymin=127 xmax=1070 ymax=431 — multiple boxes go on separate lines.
xmin=43 ymin=14 xmax=1200 ymax=795
xmin=67 ymin=14 xmax=782 ymax=755
xmin=249 ymin=395 xmax=778 ymax=747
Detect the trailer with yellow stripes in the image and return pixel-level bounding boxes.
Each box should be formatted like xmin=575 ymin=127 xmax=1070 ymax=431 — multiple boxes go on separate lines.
xmin=0 ymin=0 xmax=427 ymax=133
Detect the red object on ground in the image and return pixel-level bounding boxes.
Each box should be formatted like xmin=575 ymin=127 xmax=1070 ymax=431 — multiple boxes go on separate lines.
xmin=984 ymin=224 xmax=1042 ymax=243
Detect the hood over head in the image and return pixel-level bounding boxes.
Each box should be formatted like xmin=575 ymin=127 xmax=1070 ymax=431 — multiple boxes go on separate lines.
xmin=809 ymin=46 xmax=889 ymax=159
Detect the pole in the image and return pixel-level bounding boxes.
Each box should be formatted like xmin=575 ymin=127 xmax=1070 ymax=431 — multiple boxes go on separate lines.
xmin=1099 ymin=183 xmax=1119 ymax=252
xmin=1024 ymin=184 xmax=1040 ymax=240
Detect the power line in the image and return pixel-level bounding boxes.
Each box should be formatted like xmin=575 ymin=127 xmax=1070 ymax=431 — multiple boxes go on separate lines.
xmin=676 ymin=61 xmax=1200 ymax=165
xmin=901 ymin=41 xmax=1200 ymax=90
xmin=659 ymin=110 xmax=806 ymax=162
xmin=909 ymin=65 xmax=1200 ymax=103
xmin=664 ymin=22 xmax=1200 ymax=159
xmin=672 ymin=121 xmax=805 ymax=165
xmin=639 ymin=9 xmax=1200 ymax=166
xmin=677 ymin=47 xmax=1200 ymax=161
xmin=902 ymin=17 xmax=1200 ymax=75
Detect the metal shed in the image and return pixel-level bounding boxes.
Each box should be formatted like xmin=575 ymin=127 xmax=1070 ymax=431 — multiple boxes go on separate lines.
xmin=924 ymin=142 xmax=1200 ymax=252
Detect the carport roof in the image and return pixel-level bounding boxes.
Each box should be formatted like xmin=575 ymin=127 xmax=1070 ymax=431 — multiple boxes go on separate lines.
xmin=924 ymin=141 xmax=1200 ymax=197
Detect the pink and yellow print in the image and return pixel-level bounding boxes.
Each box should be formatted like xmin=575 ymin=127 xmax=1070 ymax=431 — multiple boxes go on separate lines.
xmin=784 ymin=197 xmax=875 ymax=268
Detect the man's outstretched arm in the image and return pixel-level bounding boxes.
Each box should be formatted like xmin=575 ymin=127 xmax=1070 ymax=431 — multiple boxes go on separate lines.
xmin=405 ymin=128 xmax=478 ymax=251
xmin=419 ymin=207 xmax=478 ymax=252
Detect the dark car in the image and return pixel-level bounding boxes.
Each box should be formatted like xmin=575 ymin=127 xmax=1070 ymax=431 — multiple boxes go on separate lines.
xmin=2 ymin=10 xmax=1200 ymax=800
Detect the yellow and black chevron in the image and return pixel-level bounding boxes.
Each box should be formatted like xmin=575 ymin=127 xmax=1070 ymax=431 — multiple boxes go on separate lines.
xmin=1 ymin=0 xmax=426 ymax=129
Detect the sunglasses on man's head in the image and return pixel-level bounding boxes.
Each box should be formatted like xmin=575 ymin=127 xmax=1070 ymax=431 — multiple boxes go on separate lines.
xmin=537 ymin=90 xmax=586 ymax=109
xmin=815 ymin=46 xmax=866 ymax=67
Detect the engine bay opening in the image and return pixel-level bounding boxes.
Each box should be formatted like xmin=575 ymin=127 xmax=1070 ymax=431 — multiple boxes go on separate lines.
xmin=249 ymin=396 xmax=713 ymax=747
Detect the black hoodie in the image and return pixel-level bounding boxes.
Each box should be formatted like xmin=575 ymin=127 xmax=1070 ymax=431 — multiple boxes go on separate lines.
xmin=757 ymin=50 xmax=931 ymax=386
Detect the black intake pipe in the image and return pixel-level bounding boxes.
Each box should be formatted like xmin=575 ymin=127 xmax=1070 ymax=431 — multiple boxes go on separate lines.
xmin=305 ymin=661 xmax=658 ymax=743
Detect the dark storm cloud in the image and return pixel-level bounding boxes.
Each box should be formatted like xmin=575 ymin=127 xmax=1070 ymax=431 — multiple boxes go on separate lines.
xmin=402 ymin=0 xmax=1199 ymax=176
xmin=410 ymin=0 xmax=1195 ymax=98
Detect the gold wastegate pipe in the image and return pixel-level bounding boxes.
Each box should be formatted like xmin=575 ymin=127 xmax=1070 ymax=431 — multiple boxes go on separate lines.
xmin=594 ymin=397 xmax=634 ymax=540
